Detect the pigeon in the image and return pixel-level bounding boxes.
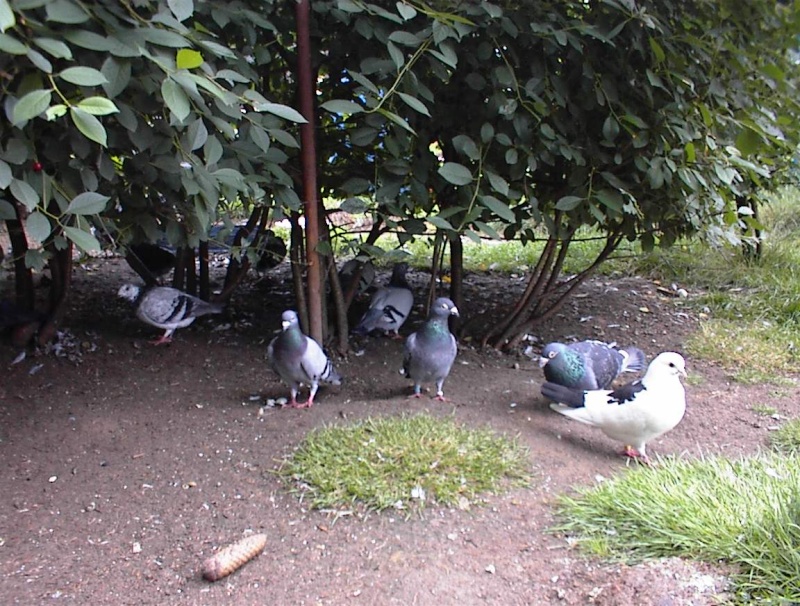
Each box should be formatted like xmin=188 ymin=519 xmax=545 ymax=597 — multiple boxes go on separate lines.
xmin=267 ymin=310 xmax=342 ymax=408
xmin=125 ymin=243 xmax=176 ymax=284
xmin=354 ymin=262 xmax=414 ymax=337
xmin=117 ymin=283 xmax=224 ymax=345
xmin=539 ymin=340 xmax=647 ymax=390
xmin=542 ymin=351 xmax=687 ymax=462
xmin=255 ymin=229 xmax=287 ymax=271
xmin=339 ymin=258 xmax=376 ymax=298
xmin=402 ymin=297 xmax=459 ymax=400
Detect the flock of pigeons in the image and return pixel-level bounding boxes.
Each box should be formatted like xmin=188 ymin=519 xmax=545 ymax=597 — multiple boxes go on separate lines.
xmin=117 ymin=263 xmax=688 ymax=463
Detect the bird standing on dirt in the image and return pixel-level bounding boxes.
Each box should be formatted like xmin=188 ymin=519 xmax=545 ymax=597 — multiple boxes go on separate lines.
xmin=402 ymin=297 xmax=459 ymax=401
xmin=117 ymin=283 xmax=224 ymax=345
xmin=542 ymin=351 xmax=687 ymax=463
xmin=267 ymin=310 xmax=342 ymax=408
xmin=354 ymin=262 xmax=414 ymax=337
xmin=539 ymin=340 xmax=647 ymax=390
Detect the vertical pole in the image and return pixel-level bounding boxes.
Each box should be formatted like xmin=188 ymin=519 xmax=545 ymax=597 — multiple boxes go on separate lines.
xmin=295 ymin=0 xmax=323 ymax=343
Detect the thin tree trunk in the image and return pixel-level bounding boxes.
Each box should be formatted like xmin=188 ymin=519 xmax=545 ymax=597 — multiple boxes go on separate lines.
xmin=37 ymin=240 xmax=72 ymax=345
xmin=449 ymin=234 xmax=463 ymax=331
xmin=290 ymin=213 xmax=308 ymax=333
xmin=296 ymin=0 xmax=323 ymax=344
xmin=6 ymin=206 xmax=34 ymax=310
xmin=198 ymin=240 xmax=210 ymax=301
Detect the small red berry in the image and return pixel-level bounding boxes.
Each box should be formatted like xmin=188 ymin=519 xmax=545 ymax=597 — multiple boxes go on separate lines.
xmin=32 ymin=161 xmax=43 ymax=172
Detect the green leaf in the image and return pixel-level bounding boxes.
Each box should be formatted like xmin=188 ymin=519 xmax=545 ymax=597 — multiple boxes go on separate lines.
xmin=46 ymin=0 xmax=89 ymax=24
xmin=377 ymin=107 xmax=416 ymax=135
xmin=396 ymin=2 xmax=416 ymax=20
xmin=594 ymin=189 xmax=623 ymax=213
xmin=259 ymin=102 xmax=307 ymax=123
xmin=473 ymin=220 xmax=501 ymax=239
xmin=389 ymin=30 xmax=422 ymax=46
xmin=66 ymin=191 xmax=109 ymax=215
xmin=397 ymin=92 xmax=430 ymax=116
xmin=0 ymin=32 xmax=27 ymax=54
xmin=648 ymin=36 xmax=665 ymax=62
xmin=185 ymin=117 xmax=208 ymax=150
xmin=248 ymin=124 xmax=270 ymax=153
xmin=684 ymin=141 xmax=696 ymax=163
xmin=26 ymin=211 xmax=51 ymax=242
xmin=736 ymin=128 xmax=762 ymax=157
xmin=33 ymin=37 xmax=72 ymax=59
xmin=59 ymin=66 xmax=108 ymax=86
xmin=602 ymin=116 xmax=619 ymax=141
xmin=555 ymin=195 xmax=583 ymax=211
xmin=438 ymin=162 xmax=473 ymax=186
xmin=177 ymin=48 xmax=203 ymax=69
xmin=168 ymin=0 xmax=193 ymax=22
xmin=0 ymin=159 xmax=11 ymax=188
xmin=161 ymin=78 xmax=191 ymax=121
xmin=70 ymin=107 xmax=107 ymax=146
xmin=76 ymin=96 xmax=119 ymax=116
xmin=63 ymin=225 xmax=101 ymax=252
xmin=0 ymin=0 xmax=15 ymax=33
xmin=320 ymin=99 xmax=364 ymax=115
xmin=0 ymin=199 xmax=15 ymax=220
xmin=479 ymin=195 xmax=515 ymax=222
xmin=452 ymin=135 xmax=479 ymax=160
xmin=428 ymin=215 xmax=454 ymax=231
xmin=26 ymin=48 xmax=52 ymax=73
xmin=485 ymin=171 xmax=509 ymax=196
xmin=45 ymin=104 xmax=68 ymax=120
xmin=12 ymin=89 xmax=52 ymax=124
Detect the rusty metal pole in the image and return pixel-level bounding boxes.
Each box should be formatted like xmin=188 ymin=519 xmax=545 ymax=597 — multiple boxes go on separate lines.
xmin=295 ymin=0 xmax=323 ymax=343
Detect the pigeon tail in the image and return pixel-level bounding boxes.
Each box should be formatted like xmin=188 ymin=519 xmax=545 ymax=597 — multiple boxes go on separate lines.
xmin=620 ymin=347 xmax=647 ymax=373
xmin=541 ymin=381 xmax=585 ymax=407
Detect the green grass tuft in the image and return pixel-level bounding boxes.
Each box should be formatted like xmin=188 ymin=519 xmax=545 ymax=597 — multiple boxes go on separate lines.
xmin=771 ymin=419 xmax=800 ymax=454
xmin=278 ymin=413 xmax=530 ymax=514
xmin=555 ymin=454 xmax=800 ymax=604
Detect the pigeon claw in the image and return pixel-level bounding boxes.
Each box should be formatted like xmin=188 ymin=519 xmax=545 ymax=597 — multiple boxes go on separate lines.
xmin=289 ymin=400 xmax=313 ymax=409
xmin=434 ymin=394 xmax=447 ymax=402
xmin=149 ymin=335 xmax=173 ymax=346
xmin=622 ymin=445 xmax=651 ymax=465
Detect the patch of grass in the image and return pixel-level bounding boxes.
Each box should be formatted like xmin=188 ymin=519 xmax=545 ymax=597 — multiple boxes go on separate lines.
xmin=278 ymin=413 xmax=530 ymax=514
xmin=771 ymin=419 xmax=800 ymax=454
xmin=752 ymin=404 xmax=779 ymax=417
xmin=555 ymin=454 xmax=800 ymax=604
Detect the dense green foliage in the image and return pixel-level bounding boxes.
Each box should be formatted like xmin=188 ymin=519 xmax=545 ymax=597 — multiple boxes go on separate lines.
xmin=1 ymin=0 xmax=798 ymax=343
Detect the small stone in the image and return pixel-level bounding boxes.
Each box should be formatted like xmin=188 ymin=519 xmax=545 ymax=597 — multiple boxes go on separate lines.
xmin=48 ymin=476 xmax=57 ymax=483
xmin=485 ymin=564 xmax=496 ymax=574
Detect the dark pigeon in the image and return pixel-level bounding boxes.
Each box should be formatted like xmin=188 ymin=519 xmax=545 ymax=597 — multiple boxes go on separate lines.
xmin=402 ymin=297 xmax=459 ymax=400
xmin=539 ymin=340 xmax=647 ymax=390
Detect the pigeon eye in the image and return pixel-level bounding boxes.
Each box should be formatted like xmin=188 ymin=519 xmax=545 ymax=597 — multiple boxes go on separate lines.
xmin=548 ymin=351 xmax=557 ymax=359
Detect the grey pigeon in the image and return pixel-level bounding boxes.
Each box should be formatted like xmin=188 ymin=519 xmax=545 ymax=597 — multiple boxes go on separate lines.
xmin=539 ymin=340 xmax=646 ymax=390
xmin=402 ymin=297 xmax=458 ymax=400
xmin=355 ymin=262 xmax=414 ymax=337
xmin=542 ymin=352 xmax=687 ymax=462
xmin=117 ymin=283 xmax=223 ymax=345
xmin=267 ymin=310 xmax=342 ymax=408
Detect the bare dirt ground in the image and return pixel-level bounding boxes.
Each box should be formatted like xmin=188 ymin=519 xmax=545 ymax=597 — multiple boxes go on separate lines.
xmin=1 ymin=256 xmax=795 ymax=605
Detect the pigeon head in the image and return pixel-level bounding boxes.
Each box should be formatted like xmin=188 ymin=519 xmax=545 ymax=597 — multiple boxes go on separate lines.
xmin=281 ymin=310 xmax=300 ymax=330
xmin=117 ymin=283 xmax=142 ymax=302
xmin=649 ymin=351 xmax=687 ymax=379
xmin=539 ymin=342 xmax=567 ymax=368
xmin=389 ymin=262 xmax=411 ymax=287
xmin=430 ymin=297 xmax=459 ymax=319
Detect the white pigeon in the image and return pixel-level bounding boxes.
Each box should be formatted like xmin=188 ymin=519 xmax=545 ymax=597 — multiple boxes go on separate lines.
xmin=267 ymin=310 xmax=342 ymax=408
xmin=117 ymin=283 xmax=224 ymax=345
xmin=542 ymin=351 xmax=687 ymax=462
xmin=354 ymin=262 xmax=414 ymax=337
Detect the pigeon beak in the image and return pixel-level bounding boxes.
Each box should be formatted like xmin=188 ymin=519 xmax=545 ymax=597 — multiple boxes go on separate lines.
xmin=538 ymin=357 xmax=549 ymax=368
xmin=450 ymin=306 xmax=459 ymax=317
xmin=281 ymin=320 xmax=290 ymax=329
